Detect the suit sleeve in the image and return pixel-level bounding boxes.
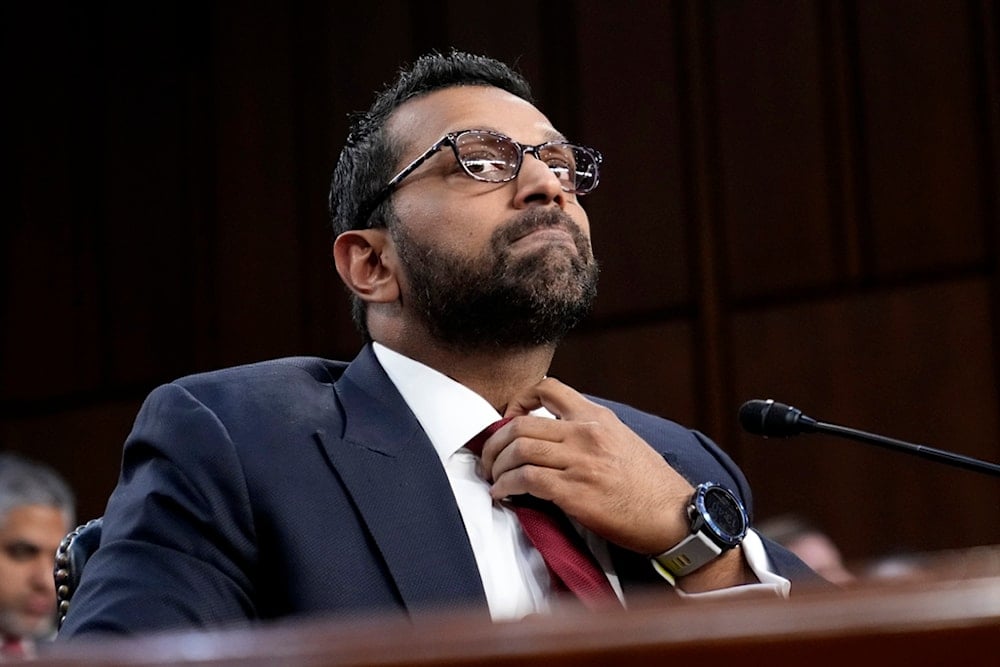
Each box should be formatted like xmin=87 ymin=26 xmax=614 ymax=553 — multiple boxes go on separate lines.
xmin=58 ymin=383 xmax=259 ymax=636
xmin=689 ymin=432 xmax=834 ymax=589
xmin=688 ymin=430 xmax=832 ymax=588
xmin=601 ymin=401 xmax=832 ymax=590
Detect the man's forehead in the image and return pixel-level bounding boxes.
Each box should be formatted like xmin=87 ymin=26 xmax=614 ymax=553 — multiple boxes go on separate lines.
xmin=387 ymin=85 xmax=560 ymax=147
xmin=0 ymin=505 xmax=69 ymax=539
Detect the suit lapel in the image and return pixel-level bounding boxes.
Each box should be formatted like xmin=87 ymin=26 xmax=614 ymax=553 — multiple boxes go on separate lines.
xmin=319 ymin=346 xmax=488 ymax=616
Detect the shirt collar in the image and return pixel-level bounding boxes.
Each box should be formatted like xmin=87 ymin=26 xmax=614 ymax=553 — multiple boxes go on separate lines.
xmin=373 ymin=342 xmax=505 ymax=462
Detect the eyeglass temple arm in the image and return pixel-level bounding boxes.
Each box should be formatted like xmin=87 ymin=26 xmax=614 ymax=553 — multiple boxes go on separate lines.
xmin=353 ymin=137 xmax=451 ymax=227
xmin=385 ymin=136 xmax=452 ymax=190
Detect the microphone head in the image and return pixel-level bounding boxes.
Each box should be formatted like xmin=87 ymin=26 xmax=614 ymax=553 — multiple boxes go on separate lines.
xmin=738 ymin=399 xmax=810 ymax=437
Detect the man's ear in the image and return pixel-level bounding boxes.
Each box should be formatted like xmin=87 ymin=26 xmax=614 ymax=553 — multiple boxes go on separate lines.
xmin=332 ymin=229 xmax=400 ymax=304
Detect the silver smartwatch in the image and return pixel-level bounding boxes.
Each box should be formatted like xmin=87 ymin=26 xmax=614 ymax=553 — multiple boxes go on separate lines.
xmin=654 ymin=482 xmax=749 ymax=578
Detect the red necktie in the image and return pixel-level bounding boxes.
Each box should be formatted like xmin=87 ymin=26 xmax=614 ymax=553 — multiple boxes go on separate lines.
xmin=1 ymin=635 xmax=26 ymax=659
xmin=466 ymin=418 xmax=621 ymax=610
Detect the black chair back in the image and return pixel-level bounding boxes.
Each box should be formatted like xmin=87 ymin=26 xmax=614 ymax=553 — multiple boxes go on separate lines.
xmin=54 ymin=517 xmax=103 ymax=629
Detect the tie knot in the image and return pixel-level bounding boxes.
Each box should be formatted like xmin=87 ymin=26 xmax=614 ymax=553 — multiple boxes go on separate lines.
xmin=460 ymin=415 xmax=621 ymax=609
xmin=465 ymin=417 xmax=513 ymax=456
xmin=1 ymin=635 xmax=26 ymax=657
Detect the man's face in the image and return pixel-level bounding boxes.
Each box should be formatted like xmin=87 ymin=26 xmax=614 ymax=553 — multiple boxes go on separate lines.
xmin=382 ymin=86 xmax=599 ymax=349
xmin=0 ymin=505 xmax=68 ymax=639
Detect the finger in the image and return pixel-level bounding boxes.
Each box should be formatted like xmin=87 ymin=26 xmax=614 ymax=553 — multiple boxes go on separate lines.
xmin=503 ymin=377 xmax=596 ymax=420
xmin=479 ymin=416 xmax=567 ymax=479
xmin=489 ymin=464 xmax=562 ymax=502
xmin=488 ymin=433 xmax=573 ymax=483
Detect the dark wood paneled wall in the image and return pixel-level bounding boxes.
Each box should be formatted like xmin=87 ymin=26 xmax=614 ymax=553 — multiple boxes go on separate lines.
xmin=3 ymin=1 xmax=998 ymax=565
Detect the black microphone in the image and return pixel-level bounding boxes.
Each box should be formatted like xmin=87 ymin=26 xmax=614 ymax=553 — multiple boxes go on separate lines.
xmin=738 ymin=398 xmax=1000 ymax=477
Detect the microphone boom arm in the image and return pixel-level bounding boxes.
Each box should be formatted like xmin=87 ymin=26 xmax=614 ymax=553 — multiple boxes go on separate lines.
xmin=810 ymin=420 xmax=1000 ymax=477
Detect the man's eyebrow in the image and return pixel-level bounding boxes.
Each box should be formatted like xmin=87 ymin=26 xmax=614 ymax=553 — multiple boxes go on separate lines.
xmin=3 ymin=540 xmax=43 ymax=555
xmin=455 ymin=127 xmax=569 ymax=143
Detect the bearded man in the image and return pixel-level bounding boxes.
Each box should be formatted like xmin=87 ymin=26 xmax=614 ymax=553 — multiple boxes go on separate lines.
xmin=59 ymin=50 xmax=824 ymax=638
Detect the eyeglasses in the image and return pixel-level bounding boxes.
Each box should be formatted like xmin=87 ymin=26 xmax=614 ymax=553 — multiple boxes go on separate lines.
xmin=357 ymin=129 xmax=602 ymax=226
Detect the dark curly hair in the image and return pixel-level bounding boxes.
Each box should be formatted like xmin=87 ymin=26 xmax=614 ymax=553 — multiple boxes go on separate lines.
xmin=327 ymin=49 xmax=535 ymax=340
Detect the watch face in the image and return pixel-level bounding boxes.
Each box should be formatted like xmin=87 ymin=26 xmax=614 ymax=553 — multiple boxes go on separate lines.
xmin=699 ymin=484 xmax=748 ymax=543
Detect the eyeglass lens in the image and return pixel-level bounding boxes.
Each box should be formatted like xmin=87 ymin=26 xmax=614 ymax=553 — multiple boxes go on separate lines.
xmin=453 ymin=131 xmax=599 ymax=194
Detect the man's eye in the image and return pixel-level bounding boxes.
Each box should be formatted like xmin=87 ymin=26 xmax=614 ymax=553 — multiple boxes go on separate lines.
xmin=462 ymin=157 xmax=509 ymax=175
xmin=546 ymin=164 xmax=573 ymax=182
xmin=4 ymin=542 xmax=41 ymax=561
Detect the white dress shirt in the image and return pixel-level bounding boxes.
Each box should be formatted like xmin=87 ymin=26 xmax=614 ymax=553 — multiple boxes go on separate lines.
xmin=372 ymin=343 xmax=788 ymax=619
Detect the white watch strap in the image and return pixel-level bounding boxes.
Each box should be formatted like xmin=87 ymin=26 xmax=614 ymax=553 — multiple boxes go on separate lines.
xmin=653 ymin=530 xmax=723 ymax=577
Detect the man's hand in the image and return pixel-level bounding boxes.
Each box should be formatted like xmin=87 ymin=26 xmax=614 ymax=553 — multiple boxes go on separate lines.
xmin=481 ymin=377 xmax=756 ymax=591
xmin=479 ymin=377 xmax=695 ymax=556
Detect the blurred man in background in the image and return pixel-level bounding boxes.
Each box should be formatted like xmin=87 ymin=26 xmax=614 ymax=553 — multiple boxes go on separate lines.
xmin=756 ymin=513 xmax=855 ymax=587
xmin=0 ymin=453 xmax=75 ymax=659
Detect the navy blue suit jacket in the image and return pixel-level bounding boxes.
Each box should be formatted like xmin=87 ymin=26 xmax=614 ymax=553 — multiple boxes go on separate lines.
xmin=60 ymin=345 xmax=823 ymax=636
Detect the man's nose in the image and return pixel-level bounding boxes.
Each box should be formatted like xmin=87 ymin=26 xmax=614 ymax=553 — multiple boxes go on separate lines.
xmin=513 ymin=155 xmax=567 ymax=207
xmin=29 ymin=556 xmax=55 ymax=590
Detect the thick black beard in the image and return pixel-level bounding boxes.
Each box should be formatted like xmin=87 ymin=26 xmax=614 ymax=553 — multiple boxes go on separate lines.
xmin=393 ymin=208 xmax=600 ymax=351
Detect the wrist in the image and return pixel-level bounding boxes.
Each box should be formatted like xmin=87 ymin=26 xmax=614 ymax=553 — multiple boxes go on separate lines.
xmin=651 ymin=482 xmax=749 ymax=579
xmin=674 ymin=546 xmax=755 ymax=592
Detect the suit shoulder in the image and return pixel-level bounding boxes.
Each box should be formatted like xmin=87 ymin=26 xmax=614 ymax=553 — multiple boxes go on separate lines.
xmin=587 ymin=394 xmax=751 ymax=499
xmin=157 ymin=357 xmax=352 ymax=418
xmin=138 ymin=357 xmax=353 ymax=440
xmin=588 ymin=395 xmax=694 ymax=439
xmin=173 ymin=356 xmax=350 ymax=389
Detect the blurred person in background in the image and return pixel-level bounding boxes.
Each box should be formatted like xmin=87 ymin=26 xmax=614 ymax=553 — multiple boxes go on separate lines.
xmin=0 ymin=453 xmax=75 ymax=660
xmin=756 ymin=513 xmax=855 ymax=587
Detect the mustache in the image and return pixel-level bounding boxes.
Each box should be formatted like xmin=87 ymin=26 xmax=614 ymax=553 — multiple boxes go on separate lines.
xmin=494 ymin=208 xmax=586 ymax=246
